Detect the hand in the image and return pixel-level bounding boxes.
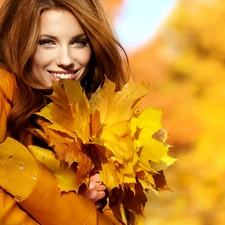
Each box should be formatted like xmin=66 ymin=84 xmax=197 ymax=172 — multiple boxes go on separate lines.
xmin=79 ymin=172 xmax=106 ymax=203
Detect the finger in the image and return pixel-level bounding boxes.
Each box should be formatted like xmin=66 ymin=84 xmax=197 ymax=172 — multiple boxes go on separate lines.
xmin=95 ymin=191 xmax=106 ymax=201
xmin=89 ymin=173 xmax=102 ymax=183
xmin=95 ymin=184 xmax=106 ymax=192
xmin=88 ymin=189 xmax=98 ymax=200
xmin=89 ymin=181 xmax=104 ymax=189
xmin=90 ymin=190 xmax=106 ymax=203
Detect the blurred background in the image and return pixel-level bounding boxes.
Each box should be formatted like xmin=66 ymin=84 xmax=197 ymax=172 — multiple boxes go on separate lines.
xmin=103 ymin=0 xmax=225 ymax=224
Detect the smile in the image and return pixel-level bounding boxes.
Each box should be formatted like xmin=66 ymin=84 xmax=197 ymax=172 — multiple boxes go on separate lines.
xmin=52 ymin=73 xmax=74 ymax=79
xmin=49 ymin=70 xmax=80 ymax=81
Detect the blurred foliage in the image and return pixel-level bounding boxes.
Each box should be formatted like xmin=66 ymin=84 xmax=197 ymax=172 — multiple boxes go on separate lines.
xmin=128 ymin=0 xmax=225 ymax=224
xmin=104 ymin=0 xmax=225 ymax=224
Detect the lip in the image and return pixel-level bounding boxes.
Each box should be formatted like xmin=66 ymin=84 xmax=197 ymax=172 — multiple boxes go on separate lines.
xmin=48 ymin=69 xmax=80 ymax=82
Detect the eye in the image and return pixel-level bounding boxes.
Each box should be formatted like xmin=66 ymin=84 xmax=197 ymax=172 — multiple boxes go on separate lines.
xmin=72 ymin=37 xmax=89 ymax=48
xmin=38 ymin=39 xmax=55 ymax=46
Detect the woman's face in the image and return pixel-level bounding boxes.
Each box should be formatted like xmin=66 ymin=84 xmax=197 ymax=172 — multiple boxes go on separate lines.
xmin=30 ymin=10 xmax=92 ymax=88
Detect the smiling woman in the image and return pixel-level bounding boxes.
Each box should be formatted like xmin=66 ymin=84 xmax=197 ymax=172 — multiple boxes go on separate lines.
xmin=0 ymin=0 xmax=130 ymax=224
xmin=30 ymin=10 xmax=92 ymax=88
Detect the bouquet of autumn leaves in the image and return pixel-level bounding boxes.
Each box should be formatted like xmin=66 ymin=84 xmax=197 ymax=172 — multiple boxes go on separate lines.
xmin=28 ymin=77 xmax=176 ymax=222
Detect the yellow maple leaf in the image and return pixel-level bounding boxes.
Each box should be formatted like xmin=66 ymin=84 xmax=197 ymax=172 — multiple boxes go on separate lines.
xmin=30 ymin=77 xmax=176 ymax=218
xmin=63 ymin=80 xmax=91 ymax=142
xmin=89 ymin=77 xmax=148 ymax=125
xmin=28 ymin=145 xmax=60 ymax=173
xmin=99 ymin=122 xmax=134 ymax=164
xmin=54 ymin=162 xmax=79 ymax=192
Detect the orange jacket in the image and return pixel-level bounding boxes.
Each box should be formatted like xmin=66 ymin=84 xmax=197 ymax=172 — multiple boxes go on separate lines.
xmin=0 ymin=68 xmax=121 ymax=225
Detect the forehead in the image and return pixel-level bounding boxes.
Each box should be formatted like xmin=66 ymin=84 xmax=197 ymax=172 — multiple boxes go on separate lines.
xmin=40 ymin=10 xmax=84 ymax=35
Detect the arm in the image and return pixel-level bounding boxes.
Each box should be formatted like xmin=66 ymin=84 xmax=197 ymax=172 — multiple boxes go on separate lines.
xmin=19 ymin=160 xmax=115 ymax=225
xmin=0 ymin=138 xmax=122 ymax=225
xmin=0 ymin=69 xmax=39 ymax=224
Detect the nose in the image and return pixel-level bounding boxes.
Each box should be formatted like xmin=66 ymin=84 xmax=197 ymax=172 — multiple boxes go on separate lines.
xmin=57 ymin=47 xmax=73 ymax=67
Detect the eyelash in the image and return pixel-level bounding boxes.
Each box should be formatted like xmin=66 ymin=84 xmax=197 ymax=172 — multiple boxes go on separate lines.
xmin=38 ymin=38 xmax=89 ymax=47
xmin=38 ymin=39 xmax=55 ymax=46
xmin=72 ymin=38 xmax=89 ymax=47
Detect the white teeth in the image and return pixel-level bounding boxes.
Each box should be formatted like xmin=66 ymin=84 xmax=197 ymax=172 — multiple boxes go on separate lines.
xmin=52 ymin=73 xmax=73 ymax=79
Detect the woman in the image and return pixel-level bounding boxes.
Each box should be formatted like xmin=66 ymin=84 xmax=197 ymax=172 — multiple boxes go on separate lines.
xmin=0 ymin=0 xmax=130 ymax=224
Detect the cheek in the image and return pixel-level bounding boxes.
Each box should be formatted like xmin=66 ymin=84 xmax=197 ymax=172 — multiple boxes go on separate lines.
xmin=31 ymin=48 xmax=52 ymax=70
xmin=30 ymin=50 xmax=48 ymax=83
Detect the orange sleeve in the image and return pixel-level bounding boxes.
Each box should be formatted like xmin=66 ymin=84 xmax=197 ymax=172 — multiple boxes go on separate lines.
xmin=0 ymin=69 xmax=39 ymax=224
xmin=0 ymin=68 xmax=15 ymax=143
xmin=19 ymin=163 xmax=121 ymax=225
xmin=0 ymin=189 xmax=38 ymax=225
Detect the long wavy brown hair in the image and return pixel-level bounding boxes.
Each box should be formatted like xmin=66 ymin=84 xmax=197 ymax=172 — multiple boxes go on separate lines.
xmin=0 ymin=0 xmax=130 ymax=140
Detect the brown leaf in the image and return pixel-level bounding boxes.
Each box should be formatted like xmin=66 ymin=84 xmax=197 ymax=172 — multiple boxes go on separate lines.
xmin=75 ymin=146 xmax=94 ymax=183
xmin=122 ymin=182 xmax=148 ymax=216
xmin=153 ymin=170 xmax=171 ymax=191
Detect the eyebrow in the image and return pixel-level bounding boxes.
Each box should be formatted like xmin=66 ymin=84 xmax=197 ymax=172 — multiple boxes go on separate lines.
xmin=39 ymin=33 xmax=87 ymax=40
